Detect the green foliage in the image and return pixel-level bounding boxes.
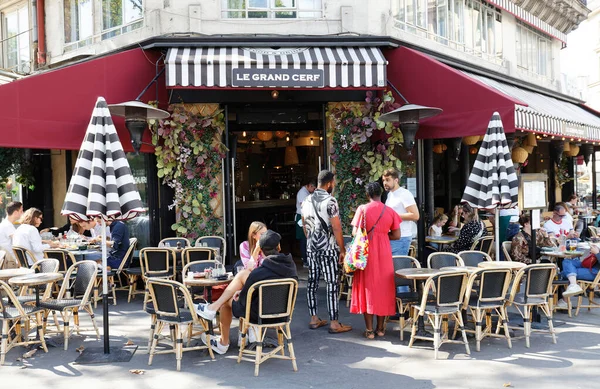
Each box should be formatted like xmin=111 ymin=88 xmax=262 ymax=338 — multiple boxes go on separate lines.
xmin=556 ymin=156 xmax=574 ymax=189
xmin=327 ymin=91 xmax=403 ymax=233
xmin=150 ymin=106 xmax=227 ymax=240
xmin=0 ymin=148 xmax=35 ymax=191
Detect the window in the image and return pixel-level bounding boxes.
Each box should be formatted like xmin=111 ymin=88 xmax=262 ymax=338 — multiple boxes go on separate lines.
xmin=396 ymin=0 xmax=503 ymax=63
xmin=221 ymin=0 xmax=323 ymax=19
xmin=516 ymin=22 xmax=553 ymax=78
xmin=64 ymin=0 xmax=93 ymax=51
xmin=2 ymin=4 xmax=30 ymax=73
xmin=102 ymin=0 xmax=144 ymax=39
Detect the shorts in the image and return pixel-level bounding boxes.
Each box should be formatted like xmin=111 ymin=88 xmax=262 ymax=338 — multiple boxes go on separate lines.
xmin=232 ymin=299 xmax=245 ymax=319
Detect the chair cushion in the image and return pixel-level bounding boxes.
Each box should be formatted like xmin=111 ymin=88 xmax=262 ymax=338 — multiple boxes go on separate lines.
xmin=40 ymin=299 xmax=85 ymax=310
xmin=422 ymin=304 xmax=461 ymax=315
xmin=157 ymin=309 xmax=193 ymax=323
xmin=468 ymin=295 xmax=504 ymax=308
xmin=1 ymin=305 xmax=44 ymax=319
xmin=510 ymin=293 xmax=547 ymax=305
xmin=145 ymin=271 xmax=172 ymax=278
xmin=124 ymin=267 xmax=142 ymax=275
xmin=396 ymin=291 xmax=419 ymax=303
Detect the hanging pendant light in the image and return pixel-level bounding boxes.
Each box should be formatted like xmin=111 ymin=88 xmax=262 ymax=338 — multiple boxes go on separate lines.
xmin=284 ymin=146 xmax=299 ymax=166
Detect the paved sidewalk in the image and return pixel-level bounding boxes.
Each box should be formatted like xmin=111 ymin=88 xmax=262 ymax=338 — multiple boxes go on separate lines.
xmin=1 ymin=276 xmax=600 ymax=389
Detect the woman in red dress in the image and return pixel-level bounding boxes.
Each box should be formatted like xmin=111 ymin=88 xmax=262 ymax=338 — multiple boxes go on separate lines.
xmin=350 ymin=182 xmax=401 ymax=339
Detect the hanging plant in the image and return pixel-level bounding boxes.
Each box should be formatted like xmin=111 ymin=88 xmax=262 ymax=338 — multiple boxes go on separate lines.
xmin=150 ymin=105 xmax=227 ymax=239
xmin=555 ymin=156 xmax=574 ymax=189
xmin=327 ymin=91 xmax=403 ymax=233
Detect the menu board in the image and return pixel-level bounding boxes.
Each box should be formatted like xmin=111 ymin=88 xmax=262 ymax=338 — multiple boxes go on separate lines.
xmin=520 ymin=174 xmax=548 ymax=210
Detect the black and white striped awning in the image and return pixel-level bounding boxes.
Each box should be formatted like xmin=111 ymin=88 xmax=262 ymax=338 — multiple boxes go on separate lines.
xmin=165 ymin=47 xmax=387 ymax=89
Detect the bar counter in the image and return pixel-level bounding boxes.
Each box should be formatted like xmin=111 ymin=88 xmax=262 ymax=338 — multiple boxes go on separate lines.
xmin=235 ymin=199 xmax=296 ymax=210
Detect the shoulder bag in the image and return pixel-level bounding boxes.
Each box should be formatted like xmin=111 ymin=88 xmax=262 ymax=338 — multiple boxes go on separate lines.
xmin=344 ymin=205 xmax=386 ymax=273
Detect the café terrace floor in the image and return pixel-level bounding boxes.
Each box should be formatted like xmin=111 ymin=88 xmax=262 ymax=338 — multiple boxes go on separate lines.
xmin=2 ymin=267 xmax=600 ymax=389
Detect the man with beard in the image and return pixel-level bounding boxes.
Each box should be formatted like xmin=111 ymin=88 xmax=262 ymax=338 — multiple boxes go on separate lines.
xmin=382 ymin=168 xmax=419 ymax=256
xmin=301 ymin=170 xmax=351 ymax=334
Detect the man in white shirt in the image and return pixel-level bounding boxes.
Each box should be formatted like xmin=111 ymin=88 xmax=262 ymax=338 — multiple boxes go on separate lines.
xmin=543 ymin=205 xmax=576 ymax=238
xmin=0 ymin=201 xmax=23 ymax=254
xmin=295 ymin=178 xmax=316 ymax=267
xmin=382 ymin=168 xmax=419 ymax=256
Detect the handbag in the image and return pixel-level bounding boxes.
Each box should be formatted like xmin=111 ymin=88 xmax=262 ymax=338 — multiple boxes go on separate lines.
xmin=344 ymin=205 xmax=386 ymax=273
xmin=581 ymin=253 xmax=598 ymax=270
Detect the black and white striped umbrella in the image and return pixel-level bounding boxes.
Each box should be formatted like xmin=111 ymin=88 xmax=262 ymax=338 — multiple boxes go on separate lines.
xmin=461 ymin=112 xmax=518 ymax=259
xmin=61 ymin=97 xmax=144 ymax=354
xmin=62 ymin=97 xmax=144 ymax=221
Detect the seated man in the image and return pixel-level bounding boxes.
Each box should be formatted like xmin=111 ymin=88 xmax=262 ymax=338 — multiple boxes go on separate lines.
xmin=543 ymin=205 xmax=577 ymax=239
xmin=195 ymin=230 xmax=298 ymax=355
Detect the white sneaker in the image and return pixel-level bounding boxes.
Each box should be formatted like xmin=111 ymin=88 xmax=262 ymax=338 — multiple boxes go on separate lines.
xmin=563 ymin=284 xmax=584 ymax=297
xmin=206 ymin=334 xmax=229 ymax=355
xmin=195 ymin=303 xmax=217 ymax=321
xmin=556 ymin=300 xmax=568 ymax=309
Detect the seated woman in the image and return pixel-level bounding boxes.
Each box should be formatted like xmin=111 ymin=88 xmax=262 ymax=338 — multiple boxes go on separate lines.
xmin=237 ymin=221 xmax=267 ymax=271
xmin=47 ymin=216 xmax=92 ymax=238
xmin=447 ymin=203 xmax=486 ymax=254
xmin=13 ymin=208 xmax=60 ymax=265
xmin=510 ymin=215 xmax=554 ymax=264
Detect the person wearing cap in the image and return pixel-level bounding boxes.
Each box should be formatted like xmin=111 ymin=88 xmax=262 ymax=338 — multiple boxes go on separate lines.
xmin=195 ymin=230 xmax=298 ymax=355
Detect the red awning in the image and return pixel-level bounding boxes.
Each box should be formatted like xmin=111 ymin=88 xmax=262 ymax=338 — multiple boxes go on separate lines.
xmin=384 ymin=47 xmax=525 ymax=139
xmin=0 ymin=48 xmax=167 ymax=152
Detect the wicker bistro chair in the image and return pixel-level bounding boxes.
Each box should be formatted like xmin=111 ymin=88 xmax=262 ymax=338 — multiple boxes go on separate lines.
xmin=43 ymin=249 xmax=77 ymax=273
xmin=408 ymin=244 xmax=417 ymax=259
xmin=388 ymin=255 xmax=421 ymax=340
xmin=462 ymin=268 xmax=513 ymax=351
xmin=12 ymin=246 xmax=37 ymax=268
xmin=338 ymin=236 xmax=354 ymax=307
xmin=194 ymin=236 xmax=226 ymax=262
xmin=505 ymin=264 xmax=557 ymax=348
xmin=408 ymin=270 xmax=471 ymax=359
xmin=0 ymin=250 xmax=5 ymax=269
xmin=0 ymin=280 xmax=49 ymax=365
xmin=458 ymin=251 xmax=492 ymax=267
xmin=182 ymin=260 xmax=223 ymax=301
xmin=471 ymin=236 xmax=494 ymax=257
xmin=92 ymin=237 xmax=138 ymax=308
xmin=575 ymin=270 xmax=600 ymax=316
xmin=181 ymin=248 xmax=214 ymax=268
xmin=14 ymin=259 xmax=60 ymax=303
xmin=124 ymin=246 xmax=175 ymax=303
xmin=501 ymin=241 xmax=513 ymax=262
xmin=147 ymin=278 xmax=214 ymax=371
xmin=427 ymin=252 xmax=464 ymax=269
xmin=159 ymin=237 xmax=191 ymax=248
xmin=588 ymin=226 xmax=599 ymax=238
xmin=39 ymin=261 xmax=100 ymax=351
xmin=237 ymin=278 xmax=298 ymax=376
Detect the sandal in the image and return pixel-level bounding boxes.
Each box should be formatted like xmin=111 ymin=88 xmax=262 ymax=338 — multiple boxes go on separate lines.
xmin=375 ymin=327 xmax=385 ymax=337
xmin=364 ymin=330 xmax=375 ymax=339
xmin=309 ymin=319 xmax=328 ymax=330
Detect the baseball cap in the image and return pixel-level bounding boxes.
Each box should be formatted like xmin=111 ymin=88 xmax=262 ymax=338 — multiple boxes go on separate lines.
xmin=259 ymin=230 xmax=281 ymax=251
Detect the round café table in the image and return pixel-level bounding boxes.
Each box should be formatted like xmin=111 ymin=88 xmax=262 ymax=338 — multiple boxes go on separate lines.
xmin=395 ymin=268 xmax=440 ymax=338
xmin=478 ymin=261 xmax=526 ymax=270
xmin=9 ymin=272 xmax=63 ymax=307
xmin=184 ymin=275 xmax=233 ymax=335
xmin=440 ymin=266 xmax=479 ymax=274
xmin=426 ymin=236 xmax=458 ymax=250
xmin=0 ymin=268 xmax=33 ymax=282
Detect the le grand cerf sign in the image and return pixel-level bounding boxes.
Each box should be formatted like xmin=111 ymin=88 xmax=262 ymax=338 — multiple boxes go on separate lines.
xmin=232 ymin=68 xmax=324 ymax=88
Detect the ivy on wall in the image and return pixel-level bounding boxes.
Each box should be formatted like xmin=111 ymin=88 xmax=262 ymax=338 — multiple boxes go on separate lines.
xmin=151 ymin=104 xmax=227 ymax=239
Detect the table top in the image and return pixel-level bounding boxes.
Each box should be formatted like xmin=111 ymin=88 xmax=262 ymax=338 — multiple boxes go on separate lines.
xmin=67 ymin=249 xmax=101 ymax=256
xmin=541 ymin=249 xmax=585 ymax=258
xmin=395 ymin=268 xmax=440 ymax=280
xmin=0 ymin=268 xmax=34 ymax=281
xmin=426 ymin=236 xmax=458 ymax=244
xmin=440 ymin=266 xmax=479 ymax=273
xmin=478 ymin=261 xmax=526 ymax=270
xmin=184 ymin=276 xmax=233 ymax=287
xmin=8 ymin=272 xmax=63 ymax=286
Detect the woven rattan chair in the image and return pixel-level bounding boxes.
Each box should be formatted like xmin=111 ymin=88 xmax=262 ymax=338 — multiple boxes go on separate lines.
xmin=194 ymin=236 xmax=226 ymax=262
xmin=159 ymin=237 xmax=191 ymax=248
xmin=462 ymin=268 xmax=513 ymax=351
xmin=0 ymin=280 xmax=48 ymax=365
xmin=471 ymin=236 xmax=494 ymax=256
xmin=408 ymin=270 xmax=470 ymax=359
xmin=139 ymin=247 xmax=176 ymax=308
xmin=427 ymin=252 xmax=464 ymax=269
xmin=387 ymin=255 xmax=420 ymax=340
xmin=181 ymin=248 xmax=214 ymax=268
xmin=588 ymin=226 xmax=599 ymax=238
xmin=505 ymin=264 xmax=557 ymax=348
xmin=147 ymin=278 xmax=214 ymax=371
xmin=182 ymin=260 xmax=223 ymax=301
xmin=15 ymin=258 xmax=61 ymax=300
xmin=458 ymin=250 xmax=491 ymax=267
xmin=501 ymin=241 xmax=513 ymax=262
xmin=40 ymin=260 xmax=100 ymax=350
xmin=12 ymin=246 xmax=37 ymax=268
xmin=0 ymin=250 xmax=5 ymax=269
xmin=237 ymin=278 xmax=298 ymax=376
xmin=408 ymin=244 xmax=417 ymax=259
xmin=575 ymin=270 xmax=600 ymax=316
xmin=92 ymin=237 xmax=138 ymax=307
xmin=43 ymin=249 xmax=77 ymax=273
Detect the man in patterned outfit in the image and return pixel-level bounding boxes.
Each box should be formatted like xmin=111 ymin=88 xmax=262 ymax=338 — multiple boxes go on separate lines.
xmin=301 ymin=170 xmax=352 ymax=334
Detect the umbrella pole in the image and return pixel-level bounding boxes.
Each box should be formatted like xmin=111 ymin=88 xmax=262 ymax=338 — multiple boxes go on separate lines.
xmin=102 ymin=218 xmax=110 ymax=354
xmin=495 ymin=211 xmax=500 ymax=261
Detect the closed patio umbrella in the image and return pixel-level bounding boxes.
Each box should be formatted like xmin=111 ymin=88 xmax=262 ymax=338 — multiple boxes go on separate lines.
xmin=62 ymin=97 xmax=144 ymax=355
xmin=461 ymin=112 xmax=518 ymax=260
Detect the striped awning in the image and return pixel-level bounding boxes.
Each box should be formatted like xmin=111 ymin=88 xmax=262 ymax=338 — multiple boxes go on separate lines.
xmin=165 ymin=47 xmax=387 ymax=89
xmin=463 ymin=71 xmax=600 ymax=142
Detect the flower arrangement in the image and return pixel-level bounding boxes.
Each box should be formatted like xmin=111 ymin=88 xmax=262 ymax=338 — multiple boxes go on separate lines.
xmin=327 ymin=91 xmax=403 ymax=233
xmin=150 ymin=104 xmax=227 ymax=239
xmin=555 ymin=156 xmax=574 ymax=189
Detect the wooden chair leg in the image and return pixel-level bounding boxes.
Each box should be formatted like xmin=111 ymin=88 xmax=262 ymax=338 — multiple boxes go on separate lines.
xmin=254 ymin=326 xmax=264 ymax=377
xmin=1 ymin=320 xmax=8 ymax=365
xmin=148 ymin=321 xmax=163 ymax=366
xmin=86 ymin=305 xmax=100 ymax=340
xmin=286 ymin=324 xmax=298 ymax=372
xmin=175 ymin=324 xmax=182 ymax=371
xmin=408 ymin=309 xmax=418 ymax=348
xmin=433 ymin=314 xmax=441 ymax=360
xmin=237 ymin=320 xmax=247 ymax=363
xmin=524 ymin=306 xmax=531 ymax=348
xmin=500 ymin=306 xmax=512 ymax=349
xmin=36 ymin=312 xmax=48 ymax=353
xmin=110 ymin=275 xmax=117 ymax=306
xmin=63 ymin=311 xmax=71 ymax=351
xmin=475 ymin=309 xmax=483 ymax=352
xmin=73 ymin=309 xmax=80 ymax=335
xmin=147 ymin=314 xmax=156 ymax=354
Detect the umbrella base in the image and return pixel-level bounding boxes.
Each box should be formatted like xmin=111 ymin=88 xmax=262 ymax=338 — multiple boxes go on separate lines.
xmin=74 ymin=345 xmax=138 ymax=364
